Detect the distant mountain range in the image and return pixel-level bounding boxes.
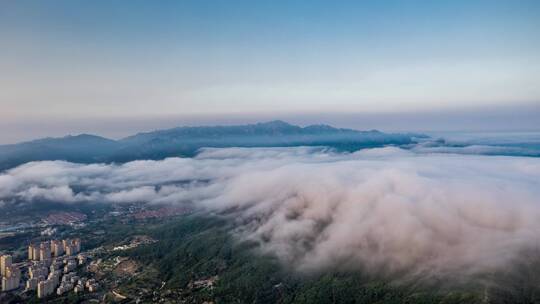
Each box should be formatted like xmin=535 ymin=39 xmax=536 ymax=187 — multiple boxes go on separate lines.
xmin=0 ymin=120 xmax=426 ymax=171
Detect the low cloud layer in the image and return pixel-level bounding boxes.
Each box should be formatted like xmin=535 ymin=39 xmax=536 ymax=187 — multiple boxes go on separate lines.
xmin=1 ymin=147 xmax=540 ymax=279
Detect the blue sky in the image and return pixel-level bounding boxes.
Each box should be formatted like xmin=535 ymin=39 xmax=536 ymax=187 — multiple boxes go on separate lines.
xmin=0 ymin=0 xmax=539 ymax=142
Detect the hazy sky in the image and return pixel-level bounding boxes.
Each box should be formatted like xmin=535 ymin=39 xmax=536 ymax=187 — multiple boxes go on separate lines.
xmin=1 ymin=0 xmax=539 ymax=143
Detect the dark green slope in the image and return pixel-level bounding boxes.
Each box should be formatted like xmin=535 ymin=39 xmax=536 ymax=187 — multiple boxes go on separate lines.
xmin=118 ymin=215 xmax=540 ymax=304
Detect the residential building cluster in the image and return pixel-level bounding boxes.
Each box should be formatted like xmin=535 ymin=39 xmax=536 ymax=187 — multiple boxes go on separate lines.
xmin=1 ymin=255 xmax=21 ymax=292
xmin=28 ymin=238 xmax=81 ymax=261
xmin=1 ymin=238 xmax=98 ymax=299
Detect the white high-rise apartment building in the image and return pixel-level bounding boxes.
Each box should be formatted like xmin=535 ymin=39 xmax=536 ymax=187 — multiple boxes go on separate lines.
xmin=0 ymin=254 xmax=12 ymax=276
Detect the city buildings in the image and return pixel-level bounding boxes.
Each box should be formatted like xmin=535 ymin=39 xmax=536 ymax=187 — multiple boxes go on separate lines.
xmin=39 ymin=242 xmax=52 ymax=261
xmin=51 ymin=240 xmax=64 ymax=256
xmin=0 ymin=255 xmax=12 ymax=276
xmin=64 ymin=239 xmax=81 ymax=256
xmin=26 ymin=277 xmax=38 ymax=291
xmin=37 ymin=279 xmax=55 ymax=298
xmin=29 ymin=238 xmax=81 ymax=263
xmin=32 ymin=238 xmax=87 ymax=298
xmin=28 ymin=244 xmax=39 ymax=260
xmin=2 ymin=265 xmax=21 ymax=292
xmin=31 ymin=263 xmax=48 ymax=275
xmin=86 ymin=279 xmax=99 ymax=292
xmin=2 ymin=238 xmax=93 ymax=299
xmin=64 ymin=259 xmax=77 ymax=273
xmin=1 ymin=255 xmax=20 ymax=292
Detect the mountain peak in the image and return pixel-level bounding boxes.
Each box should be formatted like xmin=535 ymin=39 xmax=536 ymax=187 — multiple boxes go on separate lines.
xmin=256 ymin=120 xmax=294 ymax=128
xmin=63 ymin=134 xmax=108 ymax=140
xmin=303 ymin=124 xmax=337 ymax=132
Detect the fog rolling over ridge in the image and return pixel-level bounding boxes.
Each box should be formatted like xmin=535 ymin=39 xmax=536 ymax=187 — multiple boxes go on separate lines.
xmin=1 ymin=120 xmax=539 ymax=172
xmin=0 ymin=121 xmax=422 ymax=171
xmin=1 ymin=146 xmax=539 ymax=281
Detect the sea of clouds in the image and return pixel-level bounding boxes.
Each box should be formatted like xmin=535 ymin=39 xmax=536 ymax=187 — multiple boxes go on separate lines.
xmin=1 ymin=146 xmax=540 ymax=279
